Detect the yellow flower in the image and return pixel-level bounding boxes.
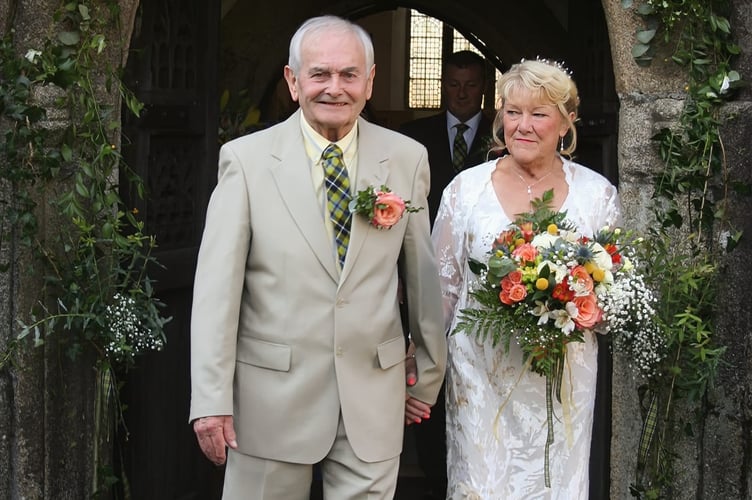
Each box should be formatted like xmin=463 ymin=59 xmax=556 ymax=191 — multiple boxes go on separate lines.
xmin=592 ymin=268 xmax=606 ymax=282
xmin=547 ymin=223 xmax=558 ymax=235
xmin=535 ymin=277 xmax=549 ymax=290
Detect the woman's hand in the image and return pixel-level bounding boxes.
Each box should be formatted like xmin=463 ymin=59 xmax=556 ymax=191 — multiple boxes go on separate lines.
xmin=405 ymin=340 xmax=417 ymax=387
xmin=405 ymin=396 xmax=432 ymax=425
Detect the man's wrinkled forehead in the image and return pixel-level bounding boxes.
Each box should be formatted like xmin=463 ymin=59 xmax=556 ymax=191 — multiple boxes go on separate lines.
xmin=300 ymin=28 xmax=369 ymax=68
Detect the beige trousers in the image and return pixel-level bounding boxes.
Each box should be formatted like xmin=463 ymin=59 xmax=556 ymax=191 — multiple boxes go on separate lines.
xmin=222 ymin=414 xmax=400 ymax=500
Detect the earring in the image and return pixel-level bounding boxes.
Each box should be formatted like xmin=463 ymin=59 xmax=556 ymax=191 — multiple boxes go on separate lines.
xmin=559 ymin=136 xmax=565 ymax=152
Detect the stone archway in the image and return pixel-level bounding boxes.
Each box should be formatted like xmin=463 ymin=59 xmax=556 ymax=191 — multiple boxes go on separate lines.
xmin=4 ymin=1 xmax=750 ymax=498
xmin=112 ymin=1 xmax=621 ymax=497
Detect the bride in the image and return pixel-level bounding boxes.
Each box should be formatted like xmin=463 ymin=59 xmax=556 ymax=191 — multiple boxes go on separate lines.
xmin=431 ymin=59 xmax=622 ymax=499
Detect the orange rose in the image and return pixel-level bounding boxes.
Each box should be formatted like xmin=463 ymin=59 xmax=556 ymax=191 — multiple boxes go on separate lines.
xmin=507 ymin=269 xmax=523 ymax=284
xmin=499 ymin=283 xmax=527 ymax=305
xmin=508 ymin=283 xmax=527 ymax=303
xmin=512 ymin=243 xmax=538 ymax=263
xmin=570 ymin=265 xmax=594 ymax=293
xmin=372 ymin=191 xmax=406 ymax=228
xmin=500 ymin=272 xmax=518 ymax=292
xmin=500 ymin=272 xmax=526 ymax=304
xmin=572 ymin=293 xmax=603 ymax=329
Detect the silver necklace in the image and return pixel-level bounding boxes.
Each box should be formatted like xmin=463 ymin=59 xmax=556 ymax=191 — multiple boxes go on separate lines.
xmin=512 ymin=162 xmax=556 ymax=202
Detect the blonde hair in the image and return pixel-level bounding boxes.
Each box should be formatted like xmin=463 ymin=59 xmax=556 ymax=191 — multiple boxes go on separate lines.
xmin=491 ymin=59 xmax=580 ymax=157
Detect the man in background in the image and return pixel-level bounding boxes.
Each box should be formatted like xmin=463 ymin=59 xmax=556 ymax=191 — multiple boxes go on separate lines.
xmin=399 ymin=50 xmax=494 ymax=223
xmin=399 ymin=50 xmax=493 ymax=500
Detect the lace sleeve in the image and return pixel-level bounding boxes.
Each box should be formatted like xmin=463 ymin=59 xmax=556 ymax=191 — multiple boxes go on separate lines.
xmin=602 ymin=183 xmax=623 ymax=228
xmin=565 ymin=161 xmax=624 ymax=234
xmin=584 ymin=180 xmax=623 ymax=233
xmin=431 ymin=179 xmax=466 ymax=333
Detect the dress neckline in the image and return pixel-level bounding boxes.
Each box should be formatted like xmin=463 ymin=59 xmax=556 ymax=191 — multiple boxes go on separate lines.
xmin=487 ymin=157 xmax=572 ymax=223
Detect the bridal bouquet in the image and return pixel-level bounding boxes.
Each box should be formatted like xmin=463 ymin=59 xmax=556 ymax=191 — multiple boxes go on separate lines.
xmin=454 ymin=190 xmax=664 ymax=486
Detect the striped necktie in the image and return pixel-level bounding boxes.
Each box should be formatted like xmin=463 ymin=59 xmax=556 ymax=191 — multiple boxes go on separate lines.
xmin=321 ymin=144 xmax=352 ymax=268
xmin=452 ymin=123 xmax=469 ymax=172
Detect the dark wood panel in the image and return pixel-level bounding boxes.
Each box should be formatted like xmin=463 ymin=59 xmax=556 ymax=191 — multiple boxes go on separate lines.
xmin=119 ymin=0 xmax=220 ymax=498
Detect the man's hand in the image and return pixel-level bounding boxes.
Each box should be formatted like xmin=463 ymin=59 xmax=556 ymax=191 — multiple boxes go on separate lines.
xmin=193 ymin=415 xmax=238 ymax=465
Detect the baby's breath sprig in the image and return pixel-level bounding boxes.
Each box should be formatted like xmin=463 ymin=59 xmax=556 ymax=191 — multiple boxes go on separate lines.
xmin=104 ymin=293 xmax=166 ymax=365
xmin=601 ymin=264 xmax=666 ymax=379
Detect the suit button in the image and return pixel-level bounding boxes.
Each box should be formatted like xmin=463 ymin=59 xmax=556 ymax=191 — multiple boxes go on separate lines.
xmin=336 ymin=346 xmax=344 ymax=357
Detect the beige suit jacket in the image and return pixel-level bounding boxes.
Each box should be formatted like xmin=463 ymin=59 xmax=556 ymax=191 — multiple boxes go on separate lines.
xmin=190 ymin=110 xmax=446 ymax=464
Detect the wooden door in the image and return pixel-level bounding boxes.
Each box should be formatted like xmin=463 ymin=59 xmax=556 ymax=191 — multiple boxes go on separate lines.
xmin=118 ymin=1 xmax=222 ymax=498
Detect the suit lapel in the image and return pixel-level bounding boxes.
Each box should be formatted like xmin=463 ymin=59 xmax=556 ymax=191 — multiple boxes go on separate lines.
xmin=270 ymin=111 xmax=339 ymax=283
xmin=339 ymin=117 xmax=390 ymax=285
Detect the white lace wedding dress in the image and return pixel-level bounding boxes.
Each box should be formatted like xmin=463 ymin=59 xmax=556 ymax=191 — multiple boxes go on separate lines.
xmin=432 ymin=158 xmax=622 ymax=500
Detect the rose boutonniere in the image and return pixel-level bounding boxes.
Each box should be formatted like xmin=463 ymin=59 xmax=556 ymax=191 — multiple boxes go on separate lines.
xmin=349 ymin=185 xmax=422 ymax=229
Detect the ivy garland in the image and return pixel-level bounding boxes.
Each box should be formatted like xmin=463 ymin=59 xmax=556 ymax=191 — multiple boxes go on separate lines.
xmin=622 ymin=0 xmax=746 ymax=498
xmin=1 ymin=1 xmax=169 ymax=496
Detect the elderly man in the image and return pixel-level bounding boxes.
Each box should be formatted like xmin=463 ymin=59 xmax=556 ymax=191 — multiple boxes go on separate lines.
xmin=189 ymin=15 xmax=446 ymax=500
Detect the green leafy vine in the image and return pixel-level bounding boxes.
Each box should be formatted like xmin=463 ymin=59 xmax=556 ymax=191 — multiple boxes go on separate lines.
xmin=623 ymin=0 xmax=746 ymax=497
xmin=1 ymin=1 xmax=169 ymax=496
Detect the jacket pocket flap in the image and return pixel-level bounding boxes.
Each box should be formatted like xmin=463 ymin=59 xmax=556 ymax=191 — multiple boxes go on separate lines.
xmin=377 ymin=335 xmax=406 ymax=370
xmin=237 ymin=336 xmax=291 ymax=372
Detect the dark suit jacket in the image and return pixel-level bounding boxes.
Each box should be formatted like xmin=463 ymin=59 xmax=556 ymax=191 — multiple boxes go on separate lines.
xmin=399 ymin=111 xmax=494 ymax=223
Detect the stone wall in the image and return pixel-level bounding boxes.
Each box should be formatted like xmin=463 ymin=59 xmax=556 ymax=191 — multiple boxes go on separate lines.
xmin=0 ymin=1 xmax=141 ymax=498
xmin=603 ymin=0 xmax=752 ymax=498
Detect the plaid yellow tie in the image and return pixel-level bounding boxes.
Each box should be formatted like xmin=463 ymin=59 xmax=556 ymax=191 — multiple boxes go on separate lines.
xmin=321 ymin=144 xmax=352 ymax=268
xmin=452 ymin=123 xmax=469 ymax=172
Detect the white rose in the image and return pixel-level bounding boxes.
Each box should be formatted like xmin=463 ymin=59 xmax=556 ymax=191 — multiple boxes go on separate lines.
xmin=559 ymin=229 xmax=582 ymax=244
xmin=532 ymin=233 xmax=559 ymax=249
